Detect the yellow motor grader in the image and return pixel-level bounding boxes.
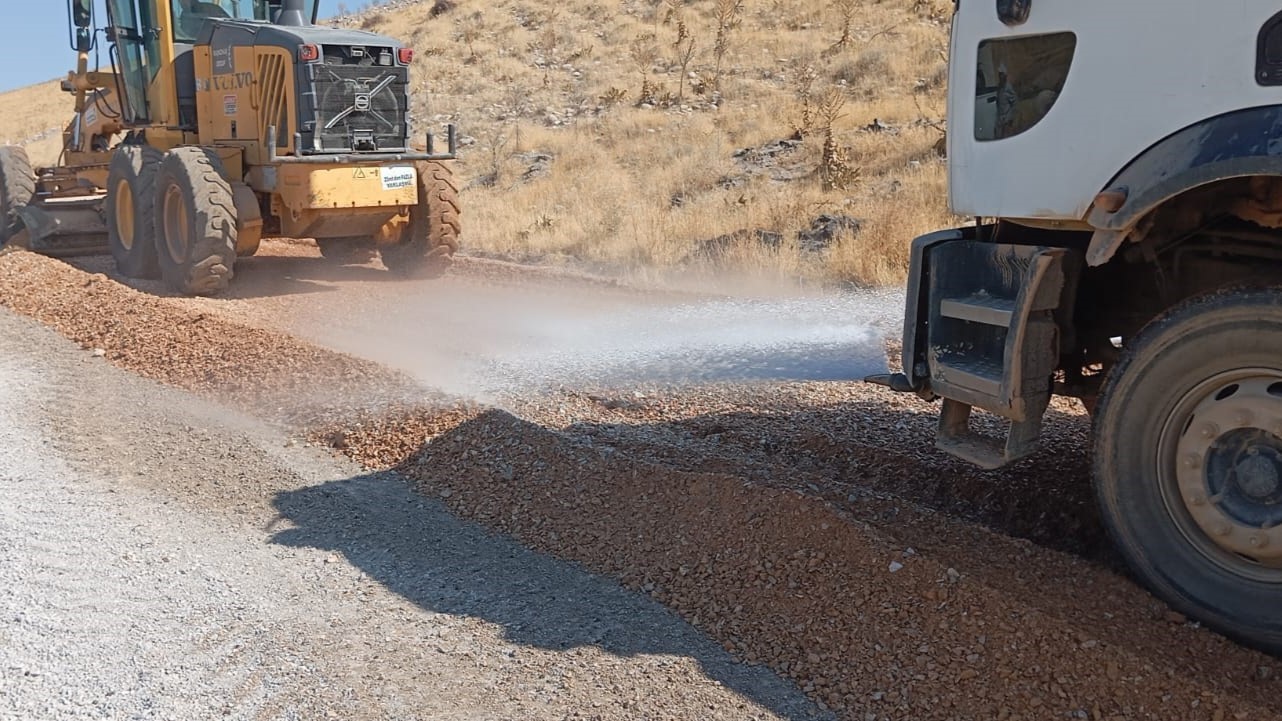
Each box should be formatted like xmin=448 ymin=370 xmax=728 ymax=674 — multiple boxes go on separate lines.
xmin=0 ymin=0 xmax=459 ymax=295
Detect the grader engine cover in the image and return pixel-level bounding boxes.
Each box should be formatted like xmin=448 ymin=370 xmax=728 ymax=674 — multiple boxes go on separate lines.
xmin=192 ymin=22 xmax=411 ymax=157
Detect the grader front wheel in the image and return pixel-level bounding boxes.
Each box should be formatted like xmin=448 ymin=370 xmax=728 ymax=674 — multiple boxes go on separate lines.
xmin=155 ymin=148 xmax=238 ymax=296
xmin=1094 ymin=288 xmax=1282 ymax=656
xmin=106 ymin=145 xmax=163 ymax=279
xmin=379 ymin=160 xmax=459 ymax=277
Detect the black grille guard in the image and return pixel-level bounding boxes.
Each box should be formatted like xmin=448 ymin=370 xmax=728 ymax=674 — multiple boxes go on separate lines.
xmin=318 ymin=69 xmax=399 ymax=134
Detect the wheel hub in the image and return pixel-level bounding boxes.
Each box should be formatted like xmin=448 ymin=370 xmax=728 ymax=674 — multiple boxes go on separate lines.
xmin=114 ymin=179 xmax=135 ymax=251
xmin=162 ymin=185 xmax=189 ymax=265
xmin=1173 ymin=375 xmax=1282 ymax=568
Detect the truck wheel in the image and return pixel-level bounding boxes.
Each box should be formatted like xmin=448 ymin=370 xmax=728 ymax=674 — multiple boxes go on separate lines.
xmin=379 ymin=160 xmax=459 ymax=277
xmin=106 ymin=145 xmax=163 ymax=279
xmin=155 ymin=148 xmax=238 ymax=296
xmin=0 ymin=146 xmax=35 ymax=245
xmin=1094 ymin=287 xmax=1282 ymax=655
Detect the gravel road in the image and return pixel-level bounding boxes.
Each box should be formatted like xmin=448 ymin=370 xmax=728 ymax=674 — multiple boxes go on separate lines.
xmin=7 ymin=246 xmax=1282 ymax=720
xmin=0 ymin=307 xmax=829 ymax=720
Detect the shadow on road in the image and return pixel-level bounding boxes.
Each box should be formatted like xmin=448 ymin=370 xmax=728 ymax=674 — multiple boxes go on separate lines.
xmin=66 ymin=250 xmax=422 ymax=300
xmin=571 ymin=400 xmax=1110 ymax=562
xmin=220 ymin=254 xmax=407 ymax=300
xmin=269 ymin=467 xmax=829 ymax=721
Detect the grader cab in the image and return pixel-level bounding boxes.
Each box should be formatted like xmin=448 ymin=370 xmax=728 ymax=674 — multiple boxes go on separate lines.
xmin=0 ymin=0 xmax=459 ymax=295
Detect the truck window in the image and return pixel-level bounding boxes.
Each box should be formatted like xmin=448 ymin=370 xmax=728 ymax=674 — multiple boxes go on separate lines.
xmin=1257 ymin=10 xmax=1282 ymax=85
xmin=974 ymin=32 xmax=1076 ymax=142
xmin=996 ymin=0 xmax=1030 ymax=26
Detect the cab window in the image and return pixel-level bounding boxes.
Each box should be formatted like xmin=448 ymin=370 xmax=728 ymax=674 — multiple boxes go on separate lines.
xmin=974 ymin=32 xmax=1076 ymax=142
xmin=170 ymin=0 xmax=251 ymax=43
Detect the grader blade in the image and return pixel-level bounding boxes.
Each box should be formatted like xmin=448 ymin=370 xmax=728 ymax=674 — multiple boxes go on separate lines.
xmin=15 ymin=197 xmax=108 ymax=257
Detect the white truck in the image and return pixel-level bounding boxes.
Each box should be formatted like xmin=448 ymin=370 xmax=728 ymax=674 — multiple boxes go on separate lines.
xmin=869 ymin=0 xmax=1282 ymax=654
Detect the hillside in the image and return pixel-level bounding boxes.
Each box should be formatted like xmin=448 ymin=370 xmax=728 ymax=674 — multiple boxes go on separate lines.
xmin=2 ymin=0 xmax=958 ymax=286
xmin=0 ymin=79 xmax=69 ymax=169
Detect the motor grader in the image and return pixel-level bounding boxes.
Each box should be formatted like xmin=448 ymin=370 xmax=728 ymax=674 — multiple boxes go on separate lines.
xmin=0 ymin=0 xmax=459 ymax=295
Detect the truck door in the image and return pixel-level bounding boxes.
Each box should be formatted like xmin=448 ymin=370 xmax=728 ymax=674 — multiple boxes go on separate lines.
xmin=105 ymin=0 xmax=159 ymax=124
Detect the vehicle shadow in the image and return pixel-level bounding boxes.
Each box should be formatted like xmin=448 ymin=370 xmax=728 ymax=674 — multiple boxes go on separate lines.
xmin=569 ymin=398 xmax=1111 ymax=564
xmin=65 ymin=249 xmax=426 ymax=300
xmin=268 ymin=467 xmax=832 ymax=721
xmin=216 ymin=254 xmax=401 ymax=299
xmin=276 ymin=407 xmax=1281 ymax=715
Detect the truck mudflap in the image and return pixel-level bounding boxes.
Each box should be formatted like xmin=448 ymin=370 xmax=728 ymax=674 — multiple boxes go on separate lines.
xmin=867 ymin=227 xmax=1079 ymax=469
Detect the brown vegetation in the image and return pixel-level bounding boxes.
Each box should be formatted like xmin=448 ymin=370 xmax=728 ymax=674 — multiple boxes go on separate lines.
xmin=4 ymin=0 xmax=961 ymax=287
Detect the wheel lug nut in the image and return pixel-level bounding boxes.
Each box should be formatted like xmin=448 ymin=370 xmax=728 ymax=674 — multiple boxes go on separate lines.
xmin=1201 ymin=423 xmax=1220 ymax=440
xmin=1188 ymin=493 xmax=1207 ymax=506
xmin=1236 ymin=411 xmax=1254 ymax=426
xmin=1215 ymin=522 xmax=1233 ymax=537
xmin=1251 ymin=535 xmax=1269 ymax=548
xmin=1183 ymin=454 xmax=1202 ymax=470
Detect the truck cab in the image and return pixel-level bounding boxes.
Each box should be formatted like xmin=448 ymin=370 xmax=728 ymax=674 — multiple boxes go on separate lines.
xmin=873 ymin=1 xmax=1282 ymax=656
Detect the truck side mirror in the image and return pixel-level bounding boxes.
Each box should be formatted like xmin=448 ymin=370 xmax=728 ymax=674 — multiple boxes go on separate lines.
xmin=996 ymin=0 xmax=1030 ymax=26
xmin=69 ymin=0 xmax=94 ymax=52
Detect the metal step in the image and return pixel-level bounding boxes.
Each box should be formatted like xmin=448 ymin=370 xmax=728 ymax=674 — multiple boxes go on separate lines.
xmin=936 ymin=398 xmax=1043 ymax=470
xmin=933 ymin=356 xmax=1003 ymax=397
xmin=939 ymin=294 xmax=1016 ymax=327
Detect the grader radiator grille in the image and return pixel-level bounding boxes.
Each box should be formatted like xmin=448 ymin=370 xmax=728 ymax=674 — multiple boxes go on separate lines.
xmin=312 ymin=63 xmax=409 ymax=153
xmin=255 ymin=52 xmax=290 ymax=152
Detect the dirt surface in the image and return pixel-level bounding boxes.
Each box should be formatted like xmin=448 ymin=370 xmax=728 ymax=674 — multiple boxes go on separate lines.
xmin=0 ymin=307 xmax=827 ymax=720
xmin=3 ymin=245 xmax=1282 ymax=720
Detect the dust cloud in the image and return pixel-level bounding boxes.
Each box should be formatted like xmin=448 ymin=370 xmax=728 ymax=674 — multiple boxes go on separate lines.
xmin=284 ymin=275 xmax=905 ymax=403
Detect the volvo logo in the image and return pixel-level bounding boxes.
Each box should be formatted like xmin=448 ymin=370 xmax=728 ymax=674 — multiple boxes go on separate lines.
xmin=354 ymin=93 xmax=372 ymax=111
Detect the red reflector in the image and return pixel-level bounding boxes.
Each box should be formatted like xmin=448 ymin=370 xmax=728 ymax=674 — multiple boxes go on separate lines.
xmin=1094 ymin=188 xmax=1129 ymax=213
xmin=397 ymin=47 xmax=414 ymax=64
xmin=298 ymin=44 xmax=319 ymax=62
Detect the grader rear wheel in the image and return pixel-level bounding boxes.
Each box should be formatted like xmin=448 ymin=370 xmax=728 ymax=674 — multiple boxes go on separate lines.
xmin=0 ymin=146 xmax=35 ymax=246
xmin=155 ymin=148 xmax=238 ymax=296
xmin=1094 ymin=288 xmax=1282 ymax=656
xmin=106 ymin=145 xmax=163 ymax=279
xmin=379 ymin=160 xmax=459 ymax=277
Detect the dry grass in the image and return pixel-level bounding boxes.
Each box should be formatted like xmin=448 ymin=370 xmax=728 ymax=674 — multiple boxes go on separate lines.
xmin=1 ymin=0 xmax=963 ymax=287
xmin=0 ymin=80 xmax=70 ymax=167
xmin=361 ymin=0 xmax=962 ymax=287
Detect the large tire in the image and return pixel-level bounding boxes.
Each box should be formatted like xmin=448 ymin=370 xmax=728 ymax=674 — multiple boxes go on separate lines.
xmin=155 ymin=147 xmax=238 ymax=296
xmin=0 ymin=146 xmax=35 ymax=246
xmin=105 ymin=145 xmax=163 ymax=279
xmin=378 ymin=160 xmax=459 ymax=277
xmin=1094 ymin=287 xmax=1282 ymax=655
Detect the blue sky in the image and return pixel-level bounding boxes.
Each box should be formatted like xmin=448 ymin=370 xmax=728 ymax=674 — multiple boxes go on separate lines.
xmin=0 ymin=1 xmax=346 ymax=93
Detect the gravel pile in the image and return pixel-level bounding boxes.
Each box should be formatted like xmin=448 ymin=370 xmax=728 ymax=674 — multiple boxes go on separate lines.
xmin=0 ymin=250 xmax=472 ymax=434
xmin=3 ymin=249 xmax=1280 ymax=721
xmin=398 ymin=409 xmax=1279 ymax=720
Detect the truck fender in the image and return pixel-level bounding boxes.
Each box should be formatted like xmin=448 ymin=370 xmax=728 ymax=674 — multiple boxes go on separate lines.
xmin=1085 ymin=105 xmax=1282 ymax=266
